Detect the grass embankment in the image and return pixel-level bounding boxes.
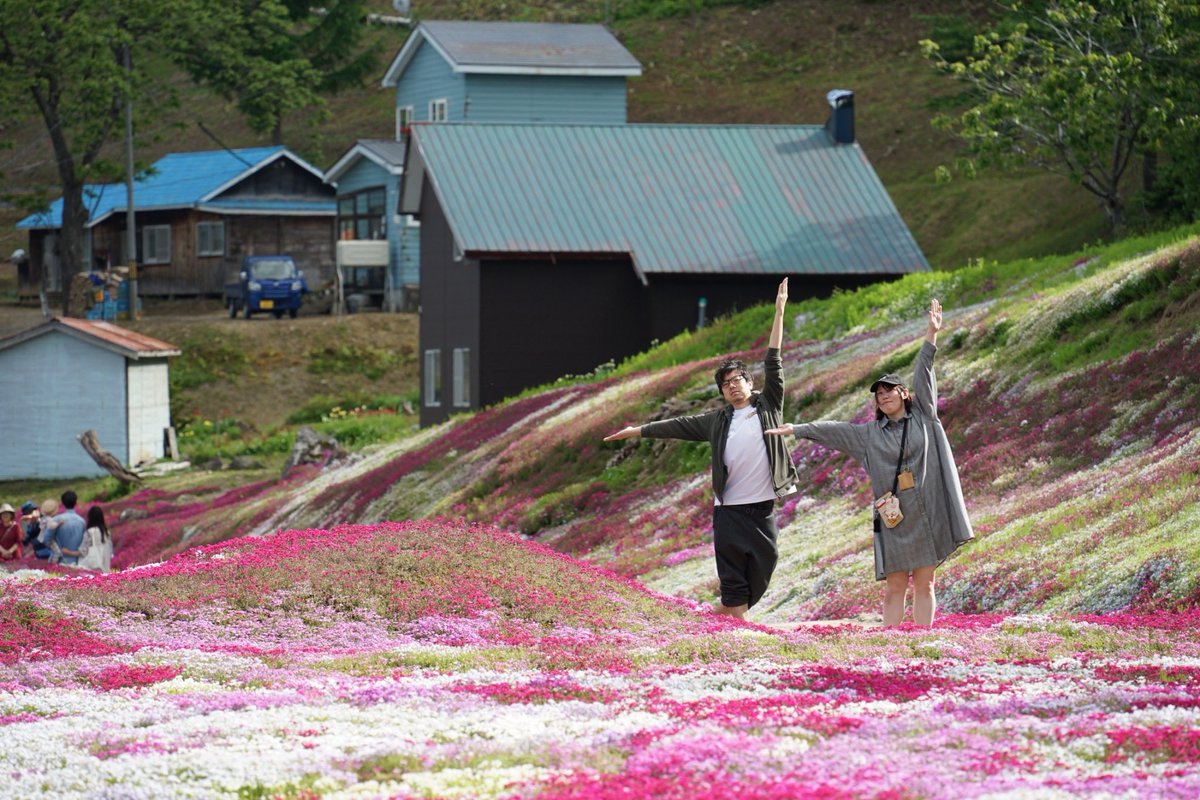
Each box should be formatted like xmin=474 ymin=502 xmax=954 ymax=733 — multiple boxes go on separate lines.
xmin=3 ymin=224 xmax=1200 ymax=799
xmin=8 ymin=222 xmax=1196 ymax=625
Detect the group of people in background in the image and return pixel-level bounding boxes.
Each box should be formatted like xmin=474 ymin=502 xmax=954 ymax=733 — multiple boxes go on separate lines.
xmin=0 ymin=491 xmax=113 ymax=572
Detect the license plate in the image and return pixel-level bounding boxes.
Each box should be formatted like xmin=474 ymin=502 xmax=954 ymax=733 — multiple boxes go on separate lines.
xmin=260 ymin=300 xmax=274 ymax=309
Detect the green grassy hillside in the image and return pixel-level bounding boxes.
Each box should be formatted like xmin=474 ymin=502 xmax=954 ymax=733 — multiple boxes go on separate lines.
xmin=1 ymin=0 xmax=1135 ymax=271
xmin=16 ymin=222 xmax=1197 ymax=624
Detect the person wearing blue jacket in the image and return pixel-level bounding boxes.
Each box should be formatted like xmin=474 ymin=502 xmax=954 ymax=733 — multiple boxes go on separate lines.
xmin=43 ymin=490 xmax=87 ymax=566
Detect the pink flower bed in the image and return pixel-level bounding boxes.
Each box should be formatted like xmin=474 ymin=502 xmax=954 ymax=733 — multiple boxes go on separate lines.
xmin=1 ymin=522 xmax=1198 ymax=798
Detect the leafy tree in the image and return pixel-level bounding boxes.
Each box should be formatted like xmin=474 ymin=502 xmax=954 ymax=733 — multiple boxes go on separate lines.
xmin=0 ymin=0 xmax=320 ymax=305
xmin=921 ymin=0 xmax=1200 ymax=230
xmin=196 ymin=0 xmax=384 ymax=145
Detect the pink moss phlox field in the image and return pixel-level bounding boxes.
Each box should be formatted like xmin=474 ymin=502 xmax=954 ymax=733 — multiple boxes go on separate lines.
xmin=88 ymin=663 xmax=183 ymax=691
xmin=4 ymin=520 xmax=1200 ymax=797
xmin=0 ymin=600 xmax=128 ymax=664
xmin=3 ymin=248 xmax=1200 ymax=796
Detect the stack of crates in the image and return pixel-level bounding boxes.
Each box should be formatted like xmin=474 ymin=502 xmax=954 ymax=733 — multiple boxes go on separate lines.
xmin=85 ymin=285 xmax=118 ymax=321
xmin=115 ymin=279 xmax=142 ymax=319
xmin=84 ymin=280 xmax=141 ymax=320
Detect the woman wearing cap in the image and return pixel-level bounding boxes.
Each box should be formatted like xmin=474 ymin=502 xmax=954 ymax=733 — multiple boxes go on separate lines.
xmin=765 ymin=299 xmax=973 ymax=626
xmin=0 ymin=504 xmax=22 ymax=561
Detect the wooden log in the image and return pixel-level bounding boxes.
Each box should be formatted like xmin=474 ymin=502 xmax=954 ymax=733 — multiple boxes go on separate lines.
xmin=78 ymin=429 xmax=142 ymax=484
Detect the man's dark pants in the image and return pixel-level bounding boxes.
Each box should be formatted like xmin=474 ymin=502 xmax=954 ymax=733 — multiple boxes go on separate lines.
xmin=712 ymin=499 xmax=778 ymax=608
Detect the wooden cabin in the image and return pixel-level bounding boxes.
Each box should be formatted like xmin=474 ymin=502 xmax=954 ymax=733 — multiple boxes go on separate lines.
xmin=16 ymin=147 xmax=335 ymax=300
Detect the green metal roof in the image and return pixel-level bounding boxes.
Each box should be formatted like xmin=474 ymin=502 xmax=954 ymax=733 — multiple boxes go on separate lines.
xmin=402 ymin=123 xmax=929 ymax=278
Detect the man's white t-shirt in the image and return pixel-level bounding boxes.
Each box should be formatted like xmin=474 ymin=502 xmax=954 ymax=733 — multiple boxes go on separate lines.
xmin=718 ymin=405 xmax=778 ymax=506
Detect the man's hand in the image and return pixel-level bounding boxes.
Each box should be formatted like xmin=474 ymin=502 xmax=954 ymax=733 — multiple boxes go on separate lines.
xmin=763 ymin=424 xmax=794 ymax=436
xmin=769 ymin=277 xmax=789 ymax=350
xmin=926 ymin=298 xmax=942 ymax=343
xmin=603 ymin=426 xmax=642 ymax=442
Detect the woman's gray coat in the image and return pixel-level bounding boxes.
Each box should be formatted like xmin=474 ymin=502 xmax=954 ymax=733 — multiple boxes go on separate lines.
xmin=792 ymin=342 xmax=973 ymax=579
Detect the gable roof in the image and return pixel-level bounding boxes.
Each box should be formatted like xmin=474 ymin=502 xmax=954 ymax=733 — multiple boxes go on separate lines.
xmin=324 ymin=139 xmax=409 ymax=184
xmin=0 ymin=317 xmax=180 ymax=360
xmin=17 ymin=147 xmax=334 ymax=230
xmin=382 ymin=20 xmax=642 ymax=86
xmin=401 ymin=123 xmax=930 ymax=280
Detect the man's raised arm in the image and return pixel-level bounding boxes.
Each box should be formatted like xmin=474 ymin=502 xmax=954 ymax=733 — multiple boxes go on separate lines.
xmin=769 ymin=277 xmax=788 ymax=350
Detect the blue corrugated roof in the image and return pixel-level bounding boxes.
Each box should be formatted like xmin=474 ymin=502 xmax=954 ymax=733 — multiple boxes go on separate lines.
xmin=199 ymin=199 xmax=335 ymax=214
xmin=404 ymin=123 xmax=929 ymax=277
xmin=382 ymin=21 xmax=642 ymax=86
xmin=17 ymin=147 xmax=328 ymax=229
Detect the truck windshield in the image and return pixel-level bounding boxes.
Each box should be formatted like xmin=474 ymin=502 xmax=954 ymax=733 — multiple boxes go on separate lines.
xmin=249 ymin=259 xmax=298 ymax=280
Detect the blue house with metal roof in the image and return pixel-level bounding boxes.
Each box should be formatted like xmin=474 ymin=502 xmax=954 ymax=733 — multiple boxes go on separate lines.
xmin=17 ymin=147 xmax=335 ymax=299
xmin=401 ymin=114 xmax=931 ymax=426
xmin=324 ymin=139 xmax=418 ymax=312
xmin=321 ymin=21 xmax=642 ymax=313
xmin=380 ymin=21 xmax=641 ymax=129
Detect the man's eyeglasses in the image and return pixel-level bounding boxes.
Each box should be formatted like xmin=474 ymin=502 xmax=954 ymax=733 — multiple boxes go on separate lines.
xmin=720 ymin=375 xmax=747 ymax=389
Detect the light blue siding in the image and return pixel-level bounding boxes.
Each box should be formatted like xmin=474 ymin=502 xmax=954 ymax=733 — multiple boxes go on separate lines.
xmin=387 ymin=25 xmax=629 ymax=308
xmin=335 ymin=159 xmax=420 ymax=308
xmin=336 ymin=160 xmax=388 ymax=197
xmin=464 ymin=75 xmax=628 ymax=123
xmin=394 ymin=42 xmax=467 ymax=122
xmin=0 ymin=333 xmax=127 ymax=480
xmin=393 ymin=218 xmax=420 ymax=304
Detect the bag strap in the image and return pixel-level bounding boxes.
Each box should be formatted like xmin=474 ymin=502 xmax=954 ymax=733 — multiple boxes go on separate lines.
xmin=890 ymin=417 xmax=909 ymax=495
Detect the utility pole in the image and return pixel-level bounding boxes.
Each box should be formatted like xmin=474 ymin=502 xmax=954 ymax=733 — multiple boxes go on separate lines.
xmin=124 ymin=43 xmax=138 ymax=317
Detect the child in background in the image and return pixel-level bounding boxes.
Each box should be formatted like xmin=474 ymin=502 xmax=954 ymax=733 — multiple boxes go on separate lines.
xmin=0 ymin=504 xmax=22 ymax=561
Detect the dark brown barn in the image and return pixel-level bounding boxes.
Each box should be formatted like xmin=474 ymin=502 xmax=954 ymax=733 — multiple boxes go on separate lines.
xmin=401 ymin=119 xmax=932 ymax=427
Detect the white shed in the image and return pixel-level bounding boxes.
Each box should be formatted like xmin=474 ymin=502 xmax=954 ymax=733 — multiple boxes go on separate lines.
xmin=0 ymin=317 xmax=180 ymax=480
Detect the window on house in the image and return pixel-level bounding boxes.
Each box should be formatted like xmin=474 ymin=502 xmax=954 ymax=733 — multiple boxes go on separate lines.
xmin=337 ymin=187 xmax=387 ymax=240
xmin=424 ymin=349 xmax=441 ymax=407
xmin=452 ymin=348 xmax=471 ymax=407
xmin=142 ymin=225 xmax=171 ymax=264
xmin=429 ymin=98 xmax=448 ymax=123
xmin=196 ymin=221 xmax=225 ymax=256
xmin=396 ymin=105 xmax=414 ymax=139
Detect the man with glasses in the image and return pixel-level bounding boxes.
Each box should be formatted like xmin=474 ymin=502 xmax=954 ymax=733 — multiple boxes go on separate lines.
xmin=604 ymin=279 xmax=799 ymax=619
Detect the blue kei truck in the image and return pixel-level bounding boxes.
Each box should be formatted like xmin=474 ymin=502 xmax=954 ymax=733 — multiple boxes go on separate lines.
xmin=224 ymin=255 xmax=308 ymax=319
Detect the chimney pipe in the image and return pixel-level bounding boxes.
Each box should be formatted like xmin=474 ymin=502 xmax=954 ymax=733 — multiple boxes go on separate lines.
xmin=825 ymin=89 xmax=855 ymax=144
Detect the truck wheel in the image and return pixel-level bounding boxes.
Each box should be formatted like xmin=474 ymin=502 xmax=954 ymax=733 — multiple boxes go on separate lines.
xmin=228 ymin=301 xmax=238 ymax=319
xmin=288 ymin=308 xmax=298 ymax=319
xmin=272 ymin=310 xmax=283 ymax=319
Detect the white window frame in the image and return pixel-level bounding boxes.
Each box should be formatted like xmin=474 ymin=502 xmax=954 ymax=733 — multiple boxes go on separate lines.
xmin=142 ymin=224 xmax=171 ymax=265
xmin=396 ymin=105 xmax=414 ymax=139
xmin=424 ymin=349 xmax=441 ymax=407
xmin=196 ymin=221 xmax=225 ymax=257
xmin=429 ymin=98 xmax=448 ymax=123
xmin=452 ymin=348 xmax=471 ymax=407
